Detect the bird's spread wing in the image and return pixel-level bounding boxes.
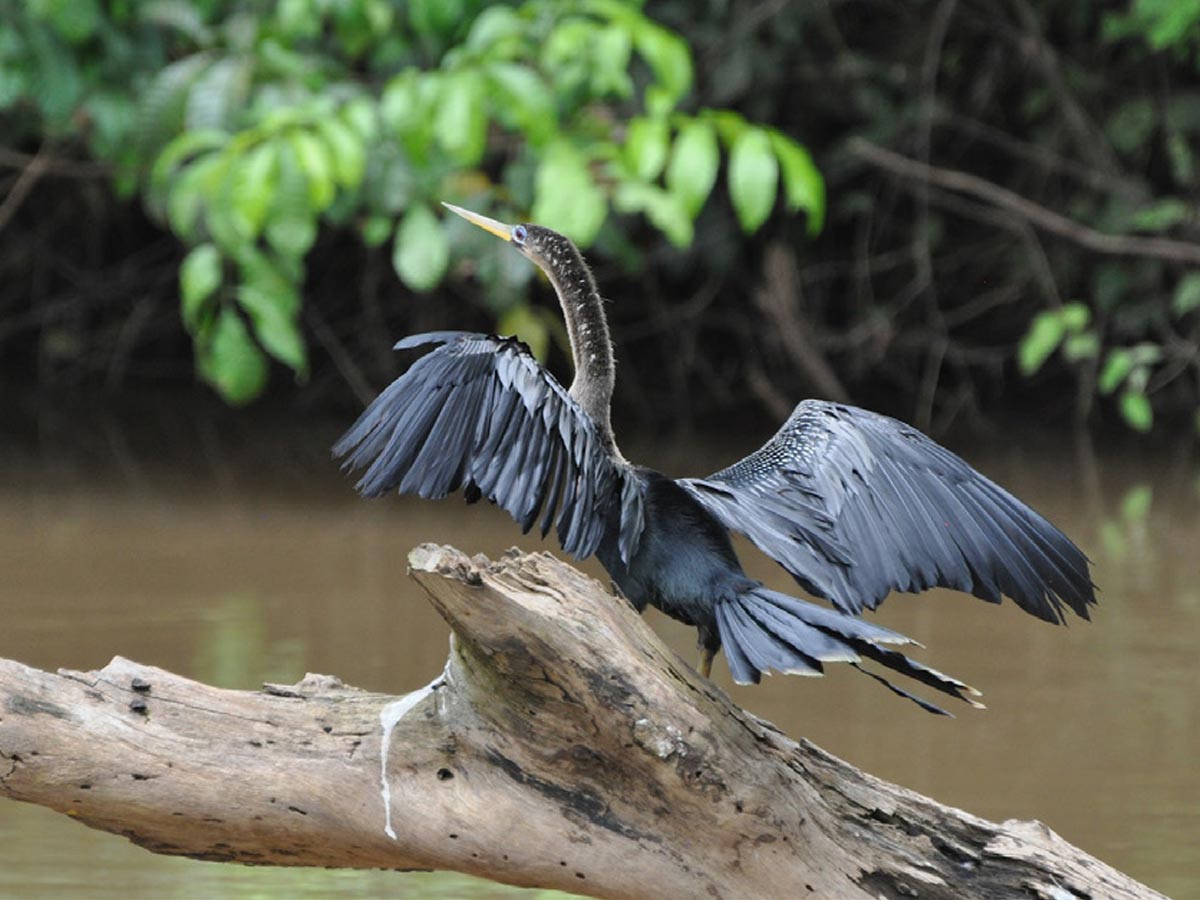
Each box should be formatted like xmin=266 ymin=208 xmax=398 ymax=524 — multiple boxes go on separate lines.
xmin=334 ymin=332 xmax=643 ymax=562
xmin=679 ymin=400 xmax=1095 ymax=623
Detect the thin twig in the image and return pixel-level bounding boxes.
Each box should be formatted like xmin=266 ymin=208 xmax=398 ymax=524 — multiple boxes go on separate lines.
xmin=305 ymin=304 xmax=378 ymax=407
xmin=0 ymin=148 xmax=50 ymax=234
xmin=754 ymin=242 xmax=850 ymax=403
xmin=0 ymin=146 xmax=111 ymax=178
xmin=1007 ymin=0 xmax=1121 ymax=176
xmin=934 ymin=110 xmax=1145 ymax=201
xmin=849 ymin=138 xmax=1200 ymax=266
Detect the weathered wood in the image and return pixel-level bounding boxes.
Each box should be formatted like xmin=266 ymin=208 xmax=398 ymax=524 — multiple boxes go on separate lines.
xmin=0 ymin=544 xmax=1163 ymax=900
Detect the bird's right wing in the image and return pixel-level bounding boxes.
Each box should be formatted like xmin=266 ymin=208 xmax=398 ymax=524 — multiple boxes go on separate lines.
xmin=334 ymin=332 xmax=643 ymax=562
xmin=679 ymin=400 xmax=1095 ymax=623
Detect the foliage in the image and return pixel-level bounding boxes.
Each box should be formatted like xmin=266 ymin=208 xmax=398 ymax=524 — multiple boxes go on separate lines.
xmin=2 ymin=0 xmax=1199 ymax=441
xmin=1010 ymin=3 xmax=1200 ymax=433
xmin=0 ymin=0 xmax=822 ymax=403
xmin=644 ymin=0 xmax=1200 ymax=437
xmin=1103 ymin=0 xmax=1200 ymax=57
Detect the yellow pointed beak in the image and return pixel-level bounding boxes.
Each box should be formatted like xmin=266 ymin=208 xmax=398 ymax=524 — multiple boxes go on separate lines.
xmin=441 ymin=202 xmax=514 ymax=241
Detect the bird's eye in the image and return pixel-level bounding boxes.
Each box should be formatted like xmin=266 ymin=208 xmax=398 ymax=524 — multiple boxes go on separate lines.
xmin=513 ymin=225 xmax=528 ymax=245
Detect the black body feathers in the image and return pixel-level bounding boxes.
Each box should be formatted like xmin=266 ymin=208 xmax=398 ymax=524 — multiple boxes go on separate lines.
xmin=336 ymin=330 xmax=1096 ymax=715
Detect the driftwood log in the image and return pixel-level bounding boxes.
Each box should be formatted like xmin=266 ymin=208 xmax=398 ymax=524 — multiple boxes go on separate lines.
xmin=0 ymin=544 xmax=1163 ymax=899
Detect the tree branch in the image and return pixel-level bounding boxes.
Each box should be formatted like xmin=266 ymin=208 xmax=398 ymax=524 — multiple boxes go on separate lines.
xmin=0 ymin=545 xmax=1165 ymax=900
xmin=849 ymin=137 xmax=1200 ymax=266
xmin=0 ymin=146 xmax=49 ymax=235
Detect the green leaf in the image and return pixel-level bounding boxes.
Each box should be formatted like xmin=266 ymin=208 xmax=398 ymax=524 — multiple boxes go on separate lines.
xmin=625 ymin=116 xmax=669 ymax=181
xmin=381 ymin=70 xmax=420 ymax=133
xmin=531 ymin=142 xmax=606 ymax=246
xmin=629 ymin=19 xmax=692 ymax=107
xmin=341 ymin=96 xmax=379 ymax=143
xmin=1141 ymin=0 xmax=1200 ymax=47
xmin=1018 ymin=311 xmax=1066 ymax=375
xmin=435 ymin=69 xmax=487 ymax=166
xmin=84 ymin=90 xmax=137 ymax=160
xmin=198 ymin=309 xmax=268 ymax=405
xmin=333 ymin=0 xmax=389 ymax=55
xmin=265 ymin=143 xmax=317 ymax=259
xmin=1106 ymin=98 xmax=1156 ymax=156
xmin=148 ymin=128 xmax=227 ymax=213
xmin=141 ymin=0 xmax=214 ymax=43
xmin=1173 ymin=272 xmax=1200 ymax=316
xmin=592 ymin=25 xmax=634 ymax=98
xmin=408 ymin=0 xmax=465 ymax=41
xmin=708 ymin=109 xmax=748 ymax=148
xmin=393 ymin=203 xmax=449 ymax=292
xmin=25 ymin=23 xmax=82 ymax=124
xmin=1120 ymin=484 xmax=1153 ymax=522
xmin=1059 ymin=302 xmax=1091 ymax=332
xmin=137 ymin=53 xmax=215 ymax=163
xmin=199 ymin=154 xmax=242 ymax=252
xmin=316 ymin=116 xmax=367 ymax=189
xmin=1098 ymin=349 xmax=1134 ymax=394
xmin=1129 ymin=342 xmax=1164 ymax=367
xmin=1098 ymin=519 xmax=1126 ymax=562
xmin=276 ymin=0 xmax=320 ymax=39
xmin=237 ymin=280 xmax=307 ymax=373
xmin=0 ymin=64 xmax=26 ymax=110
xmin=1119 ymin=389 xmax=1153 ymax=432
xmin=239 ymin=250 xmax=300 ymax=318
xmin=290 ymin=128 xmax=337 ymax=210
xmin=362 ymin=214 xmax=394 ymax=247
xmin=228 ymin=141 xmax=278 ymax=239
xmin=614 ymin=181 xmax=693 ymax=248
xmin=167 ymin=153 xmax=223 ymax=240
xmin=728 ymin=128 xmax=778 ymax=233
xmin=486 ymin=63 xmax=557 ymax=146
xmin=666 ymin=118 xmax=719 ymax=218
xmin=180 ymin=243 xmax=223 ymax=331
xmin=34 ymin=0 xmax=102 ymax=43
xmin=185 ymin=56 xmax=250 ymax=131
xmin=1166 ymin=131 xmax=1195 ymax=185
xmin=380 ymin=69 xmax=435 ymax=160
xmin=768 ymin=131 xmax=825 ymax=235
xmin=465 ymin=5 xmax=524 ymax=53
xmin=1062 ymin=331 xmax=1100 ymax=362
xmin=363 ymin=0 xmax=394 ymax=36
xmin=372 ymin=145 xmax=416 ymax=215
xmin=539 ymin=18 xmax=593 ymax=96
xmin=1130 ymin=198 xmax=1191 ymax=232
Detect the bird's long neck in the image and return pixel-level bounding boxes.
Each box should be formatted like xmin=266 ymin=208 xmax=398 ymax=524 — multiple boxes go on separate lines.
xmin=547 ymin=250 xmax=622 ymax=461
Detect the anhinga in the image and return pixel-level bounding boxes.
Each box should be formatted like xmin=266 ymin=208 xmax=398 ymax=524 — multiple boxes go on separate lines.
xmin=335 ymin=202 xmax=1096 ymax=714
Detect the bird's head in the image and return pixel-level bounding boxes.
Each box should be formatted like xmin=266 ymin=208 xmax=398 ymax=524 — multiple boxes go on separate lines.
xmin=442 ymin=202 xmax=589 ymax=297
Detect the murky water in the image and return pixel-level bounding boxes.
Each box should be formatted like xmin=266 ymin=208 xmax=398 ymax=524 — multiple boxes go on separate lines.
xmin=0 ymin=417 xmax=1196 ymax=899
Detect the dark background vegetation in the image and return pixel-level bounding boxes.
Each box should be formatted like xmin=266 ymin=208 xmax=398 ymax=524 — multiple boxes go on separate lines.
xmin=2 ymin=0 xmax=1198 ymax=442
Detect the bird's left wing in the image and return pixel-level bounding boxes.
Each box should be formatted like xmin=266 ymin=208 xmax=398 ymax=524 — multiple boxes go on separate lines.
xmin=678 ymin=400 xmax=1095 ymax=623
xmin=334 ymin=332 xmax=643 ymax=562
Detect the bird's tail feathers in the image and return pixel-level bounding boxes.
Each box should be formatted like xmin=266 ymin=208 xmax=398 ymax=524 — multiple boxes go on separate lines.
xmin=718 ymin=587 xmax=981 ymax=716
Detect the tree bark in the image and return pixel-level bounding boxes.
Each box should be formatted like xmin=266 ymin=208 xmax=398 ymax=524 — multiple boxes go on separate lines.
xmin=0 ymin=544 xmax=1164 ymax=900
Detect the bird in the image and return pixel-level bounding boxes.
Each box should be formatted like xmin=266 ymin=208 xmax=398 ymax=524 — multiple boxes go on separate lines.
xmin=334 ymin=202 xmax=1096 ymax=715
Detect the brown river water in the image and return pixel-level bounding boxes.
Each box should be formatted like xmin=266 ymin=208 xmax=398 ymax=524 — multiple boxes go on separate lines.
xmin=0 ymin=412 xmax=1197 ymax=899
